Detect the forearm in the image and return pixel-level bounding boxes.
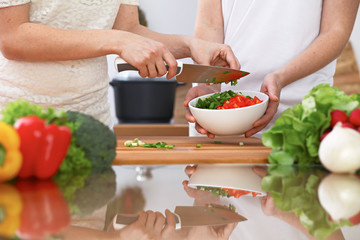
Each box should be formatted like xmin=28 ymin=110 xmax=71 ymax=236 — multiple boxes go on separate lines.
xmin=59 ymin=226 xmax=118 ymax=240
xmin=275 ymin=0 xmax=359 ymax=88
xmin=124 ymin=24 xmax=192 ymax=59
xmin=0 ymin=22 xmax=127 ymax=61
xmin=274 ymin=30 xmax=351 ymax=88
xmin=194 ymin=0 xmax=224 ymax=43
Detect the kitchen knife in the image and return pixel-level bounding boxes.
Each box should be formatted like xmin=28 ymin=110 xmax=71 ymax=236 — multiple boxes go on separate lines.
xmin=114 ymin=57 xmax=250 ymax=84
xmin=113 ymin=205 xmax=247 ymax=230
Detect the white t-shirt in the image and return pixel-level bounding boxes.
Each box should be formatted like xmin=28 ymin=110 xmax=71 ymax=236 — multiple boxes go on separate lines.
xmin=0 ymin=0 xmax=138 ymax=125
xmin=190 ymin=0 xmax=336 ymax=138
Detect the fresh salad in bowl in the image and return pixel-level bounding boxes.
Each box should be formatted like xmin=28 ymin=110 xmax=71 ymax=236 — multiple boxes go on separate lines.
xmin=195 ymin=90 xmax=263 ymax=110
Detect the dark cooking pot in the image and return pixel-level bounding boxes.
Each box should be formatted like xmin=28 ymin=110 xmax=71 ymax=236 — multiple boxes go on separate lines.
xmin=110 ymin=76 xmax=185 ymax=123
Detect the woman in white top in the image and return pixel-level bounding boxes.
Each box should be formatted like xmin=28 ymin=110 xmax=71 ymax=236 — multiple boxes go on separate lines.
xmin=0 ymin=0 xmax=240 ymax=126
xmin=185 ymin=0 xmax=359 ymax=138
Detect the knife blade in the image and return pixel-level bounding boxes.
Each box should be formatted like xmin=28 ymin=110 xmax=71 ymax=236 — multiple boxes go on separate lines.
xmin=114 ymin=57 xmax=250 ymax=84
xmin=113 ymin=205 xmax=247 ymax=230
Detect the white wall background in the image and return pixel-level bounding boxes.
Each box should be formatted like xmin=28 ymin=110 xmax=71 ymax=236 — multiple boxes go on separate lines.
xmin=108 ymin=2 xmax=360 ymax=125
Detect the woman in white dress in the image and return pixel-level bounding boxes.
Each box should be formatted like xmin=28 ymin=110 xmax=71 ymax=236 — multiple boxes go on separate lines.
xmin=0 ymin=0 xmax=240 ymax=126
xmin=185 ymin=0 xmax=359 ymax=139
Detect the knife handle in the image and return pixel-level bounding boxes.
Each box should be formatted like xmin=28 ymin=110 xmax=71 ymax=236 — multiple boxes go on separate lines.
xmin=113 ymin=212 xmax=181 ymax=230
xmin=114 ymin=57 xmax=183 ymax=77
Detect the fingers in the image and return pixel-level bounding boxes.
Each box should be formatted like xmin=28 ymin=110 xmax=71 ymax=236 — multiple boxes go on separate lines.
xmin=182 ymin=180 xmax=200 ymax=198
xmin=252 ymin=166 xmax=267 ymax=178
xmin=137 ymin=210 xmax=148 ymax=225
xmin=145 ymin=210 xmax=156 ymax=229
xmin=162 ymin=209 xmax=177 ymax=235
xmin=245 ymin=98 xmax=279 ymax=137
xmin=184 ymin=165 xmax=197 ymax=177
xmin=195 ymin=123 xmax=215 ymax=138
xmin=222 ymin=45 xmax=241 ymax=70
xmin=154 ymin=211 xmax=166 ymax=232
xmin=185 ymin=109 xmax=196 ymax=123
xmin=163 ymin=53 xmax=178 ymax=80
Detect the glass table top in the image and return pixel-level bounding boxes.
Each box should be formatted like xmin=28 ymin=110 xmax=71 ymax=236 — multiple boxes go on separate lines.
xmin=1 ymin=164 xmax=359 ymax=240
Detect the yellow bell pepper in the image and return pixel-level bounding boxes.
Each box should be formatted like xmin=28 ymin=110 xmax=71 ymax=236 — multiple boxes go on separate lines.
xmin=0 ymin=183 xmax=23 ymax=238
xmin=0 ymin=122 xmax=22 ymax=182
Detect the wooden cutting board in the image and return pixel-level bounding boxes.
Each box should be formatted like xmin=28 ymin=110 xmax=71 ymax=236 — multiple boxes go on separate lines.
xmin=113 ymin=136 xmax=271 ymax=165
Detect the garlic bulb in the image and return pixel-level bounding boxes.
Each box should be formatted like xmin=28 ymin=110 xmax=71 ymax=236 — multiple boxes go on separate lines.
xmin=318 ymin=174 xmax=360 ymax=222
xmin=318 ymin=123 xmax=360 ymax=173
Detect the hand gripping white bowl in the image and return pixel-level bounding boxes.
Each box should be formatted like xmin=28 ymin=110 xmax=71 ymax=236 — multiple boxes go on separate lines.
xmin=188 ymin=90 xmax=269 ymax=135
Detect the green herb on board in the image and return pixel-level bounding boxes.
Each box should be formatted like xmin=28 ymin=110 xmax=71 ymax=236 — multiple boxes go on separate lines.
xmin=222 ymin=71 xmax=230 ymax=74
xmin=196 ymin=144 xmax=201 ymax=148
xmin=213 ymin=141 xmax=222 ymax=144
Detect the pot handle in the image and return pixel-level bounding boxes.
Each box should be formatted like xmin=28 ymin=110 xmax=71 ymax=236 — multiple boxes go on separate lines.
xmin=177 ymin=82 xmax=186 ymax=87
xmin=114 ymin=57 xmax=183 ymax=76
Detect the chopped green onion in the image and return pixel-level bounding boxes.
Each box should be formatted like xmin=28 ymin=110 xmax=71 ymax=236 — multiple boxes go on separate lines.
xmin=213 ymin=141 xmax=222 ymax=144
xmin=196 ymin=144 xmax=201 ymax=148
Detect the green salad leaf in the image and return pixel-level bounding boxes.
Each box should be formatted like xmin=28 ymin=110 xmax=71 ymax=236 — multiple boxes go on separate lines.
xmin=262 ymin=84 xmax=360 ymax=165
xmin=262 ymin=165 xmax=352 ymax=240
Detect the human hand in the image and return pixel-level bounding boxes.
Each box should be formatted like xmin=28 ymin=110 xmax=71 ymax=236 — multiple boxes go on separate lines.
xmin=251 ymin=167 xmax=281 ymax=217
xmin=118 ymin=32 xmax=178 ymax=79
xmin=182 ymin=165 xmax=221 ymax=205
xmin=183 ymin=84 xmax=221 ymax=138
xmin=245 ymin=73 xmax=281 ymax=137
xmin=114 ymin=210 xmax=166 ymax=240
xmin=189 ymin=38 xmax=240 ymax=70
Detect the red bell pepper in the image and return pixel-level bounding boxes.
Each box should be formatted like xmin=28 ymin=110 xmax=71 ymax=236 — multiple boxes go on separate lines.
xmin=217 ymin=94 xmax=263 ymax=110
xmin=15 ymin=179 xmax=70 ymax=240
xmin=14 ymin=116 xmax=72 ymax=179
xmin=222 ymin=188 xmax=262 ymax=198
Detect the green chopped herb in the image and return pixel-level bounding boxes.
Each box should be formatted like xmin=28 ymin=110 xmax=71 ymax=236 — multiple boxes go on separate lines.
xmin=222 ymin=71 xmax=230 ymax=74
xmin=125 ymin=139 xmax=174 ymax=149
xmin=195 ymin=90 xmax=238 ymax=109
xmin=196 ymin=144 xmax=201 ymax=148
xmin=213 ymin=141 xmax=222 ymax=144
xmin=211 ymin=77 xmax=216 ymax=83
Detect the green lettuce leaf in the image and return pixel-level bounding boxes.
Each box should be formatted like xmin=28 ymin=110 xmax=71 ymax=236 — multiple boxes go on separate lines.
xmin=262 ymin=165 xmax=352 ymax=239
xmin=262 ymin=84 xmax=360 ymax=165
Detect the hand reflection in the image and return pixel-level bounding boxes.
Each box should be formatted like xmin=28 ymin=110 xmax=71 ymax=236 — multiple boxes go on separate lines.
xmin=252 ymin=167 xmax=281 ymax=217
xmin=109 ymin=210 xmax=166 ymax=240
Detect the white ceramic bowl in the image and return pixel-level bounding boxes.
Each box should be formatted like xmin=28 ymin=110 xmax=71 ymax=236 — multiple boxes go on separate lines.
xmin=188 ymin=164 xmax=266 ymax=197
xmin=188 ymin=90 xmax=269 ymax=135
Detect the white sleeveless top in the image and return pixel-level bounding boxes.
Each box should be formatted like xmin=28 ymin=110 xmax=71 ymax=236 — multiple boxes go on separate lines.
xmin=0 ymin=0 xmax=138 ymax=125
xmin=190 ymin=0 xmax=336 ymax=137
xmin=221 ymin=0 xmax=336 ymax=136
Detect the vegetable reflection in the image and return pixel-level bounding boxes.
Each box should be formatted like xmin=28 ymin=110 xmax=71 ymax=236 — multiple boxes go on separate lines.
xmin=261 ymin=164 xmax=356 ymax=239
xmin=15 ymin=179 xmax=71 ymax=240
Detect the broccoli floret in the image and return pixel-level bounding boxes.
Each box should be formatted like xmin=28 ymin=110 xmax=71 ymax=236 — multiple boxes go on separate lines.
xmin=66 ymin=111 xmax=117 ymax=172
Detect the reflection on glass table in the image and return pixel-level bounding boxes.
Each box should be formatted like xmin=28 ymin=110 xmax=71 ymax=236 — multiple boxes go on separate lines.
xmin=1 ymin=164 xmax=359 ymax=240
